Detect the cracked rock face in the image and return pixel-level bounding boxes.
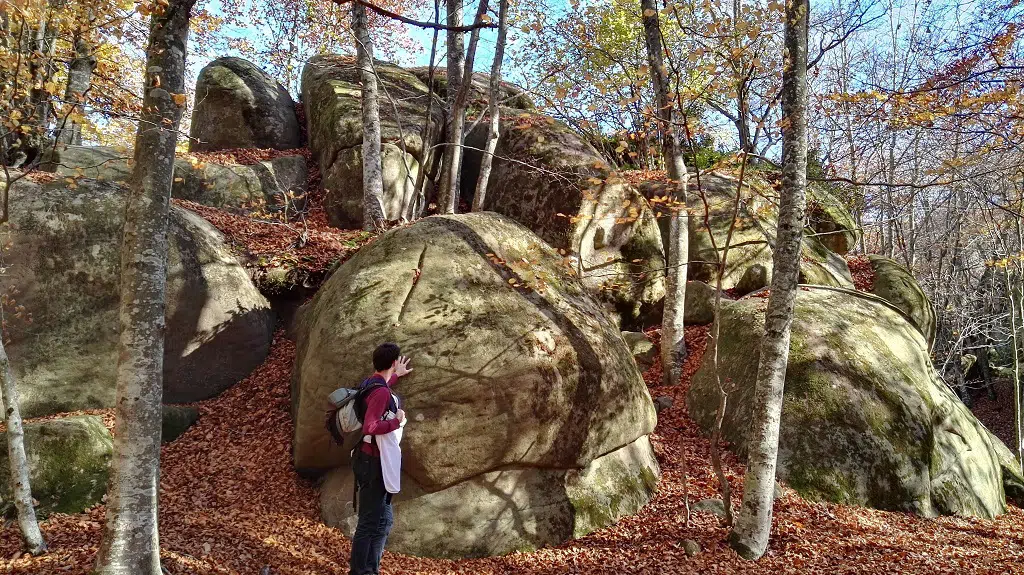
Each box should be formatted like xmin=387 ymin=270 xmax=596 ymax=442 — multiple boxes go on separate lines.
xmin=291 ymin=213 xmax=659 ymax=557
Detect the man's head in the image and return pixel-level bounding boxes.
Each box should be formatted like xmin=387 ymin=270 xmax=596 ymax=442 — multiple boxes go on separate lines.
xmin=372 ymin=342 xmax=401 ymax=372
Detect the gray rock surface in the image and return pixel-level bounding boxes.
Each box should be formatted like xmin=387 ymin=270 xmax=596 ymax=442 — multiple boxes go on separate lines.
xmin=189 ymin=57 xmax=301 ymax=152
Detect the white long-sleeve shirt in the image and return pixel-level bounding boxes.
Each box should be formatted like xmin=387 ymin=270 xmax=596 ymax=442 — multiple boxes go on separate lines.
xmin=376 ymin=394 xmax=405 ymax=493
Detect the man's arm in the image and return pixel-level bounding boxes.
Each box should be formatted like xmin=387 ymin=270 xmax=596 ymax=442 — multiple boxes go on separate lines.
xmin=362 ymin=386 xmax=400 ymax=436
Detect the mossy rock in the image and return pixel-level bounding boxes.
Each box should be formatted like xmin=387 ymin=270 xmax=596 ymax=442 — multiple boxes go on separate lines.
xmin=0 ymin=416 xmax=112 ymax=517
xmin=867 ymin=254 xmax=936 ymax=348
xmin=806 ymin=183 xmax=859 ymax=255
xmin=322 ymin=143 xmax=425 ymax=228
xmin=621 ymin=331 xmax=657 ymax=373
xmin=300 ymin=56 xmax=443 ymax=228
xmin=189 ymin=57 xmax=301 ymax=152
xmin=687 ymin=286 xmax=1013 ymax=518
xmin=320 ymin=435 xmax=658 ymax=558
xmin=1 ymin=178 xmax=275 ymax=417
xmin=645 ymin=172 xmax=854 ymax=296
xmin=301 ymin=213 xmax=658 ymax=556
xmin=40 ymin=145 xmax=308 ymax=211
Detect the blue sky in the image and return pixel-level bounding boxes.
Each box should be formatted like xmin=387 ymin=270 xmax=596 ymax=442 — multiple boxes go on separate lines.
xmin=190 ymin=0 xmax=573 ymax=94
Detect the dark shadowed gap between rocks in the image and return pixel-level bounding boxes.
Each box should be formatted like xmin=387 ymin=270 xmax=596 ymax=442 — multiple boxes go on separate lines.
xmin=456 ymin=124 xmax=492 ymax=210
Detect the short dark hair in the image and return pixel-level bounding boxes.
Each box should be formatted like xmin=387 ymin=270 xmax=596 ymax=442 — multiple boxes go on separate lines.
xmin=372 ymin=342 xmax=401 ymax=371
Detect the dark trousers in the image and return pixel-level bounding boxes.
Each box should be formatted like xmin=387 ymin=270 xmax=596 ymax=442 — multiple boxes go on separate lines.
xmin=349 ymin=449 xmax=393 ymax=575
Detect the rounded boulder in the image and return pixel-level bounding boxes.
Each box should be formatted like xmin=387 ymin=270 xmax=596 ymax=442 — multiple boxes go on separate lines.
xmin=189 ymin=57 xmax=301 ymax=152
xmin=292 ymin=212 xmax=659 ymax=556
xmin=867 ymin=254 xmax=936 ymax=348
xmin=687 ymin=286 xmax=1014 ymax=518
xmin=1 ymin=178 xmax=275 ymax=417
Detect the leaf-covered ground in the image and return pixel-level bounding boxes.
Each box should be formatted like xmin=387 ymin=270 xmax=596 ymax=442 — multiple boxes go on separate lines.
xmin=2 ymin=324 xmax=1023 ymax=573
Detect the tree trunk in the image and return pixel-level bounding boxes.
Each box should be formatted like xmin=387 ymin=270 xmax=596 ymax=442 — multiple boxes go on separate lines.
xmin=412 ymin=0 xmax=442 ymax=218
xmin=1006 ymin=267 xmax=1022 ymax=470
xmin=472 ymin=0 xmax=507 ymax=211
xmin=0 ymin=338 xmax=46 ymax=554
xmin=56 ymin=30 xmax=95 ymax=145
xmin=437 ymin=0 xmax=466 ymax=214
xmin=92 ymin=1 xmax=195 ymax=572
xmin=640 ymin=0 xmax=688 ymax=385
xmin=728 ymin=0 xmax=809 ymax=561
xmin=351 ymin=2 xmax=386 ymax=230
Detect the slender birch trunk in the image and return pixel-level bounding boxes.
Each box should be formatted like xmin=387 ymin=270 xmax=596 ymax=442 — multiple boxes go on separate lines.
xmin=472 ymin=0 xmax=508 ymax=211
xmin=92 ymin=1 xmax=195 ymax=572
xmin=437 ymin=0 xmax=466 ymax=214
xmin=0 ymin=338 xmax=45 ymax=554
xmin=1006 ymin=267 xmax=1023 ymax=471
xmin=413 ymin=0 xmax=442 ymax=218
xmin=641 ymin=0 xmax=688 ymax=385
xmin=352 ymin=2 xmax=386 ymax=230
xmin=728 ymin=0 xmax=809 ymax=561
xmin=56 ymin=29 xmax=95 ymax=145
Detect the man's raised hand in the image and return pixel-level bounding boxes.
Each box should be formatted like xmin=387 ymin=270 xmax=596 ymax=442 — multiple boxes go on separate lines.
xmin=394 ymin=355 xmax=413 ymax=377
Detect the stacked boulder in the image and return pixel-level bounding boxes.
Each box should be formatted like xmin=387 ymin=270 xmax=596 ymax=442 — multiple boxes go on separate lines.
xmin=463 ymin=112 xmax=667 ymax=326
xmin=301 ymin=57 xmax=663 ymax=326
xmin=301 ymin=56 xmax=443 ymax=228
xmin=189 ymin=56 xmax=302 ymax=152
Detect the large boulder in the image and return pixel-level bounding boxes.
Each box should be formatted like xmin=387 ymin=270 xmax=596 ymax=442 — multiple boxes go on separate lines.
xmin=0 ymin=416 xmax=112 ymax=516
xmin=641 ymin=173 xmax=854 ymax=295
xmin=687 ymin=286 xmax=1015 ymax=518
xmin=293 ymin=212 xmax=659 ymax=556
xmin=1 ymin=178 xmax=275 ymax=417
xmin=867 ymin=254 xmax=936 ymax=348
xmin=806 ymin=184 xmax=858 ymax=255
xmin=301 ymin=56 xmax=442 ymax=228
xmin=464 ymin=112 xmax=666 ymax=326
xmin=321 ymin=435 xmax=658 ymax=558
xmin=40 ymin=145 xmax=308 ymax=211
xmin=189 ymin=57 xmax=301 ymax=152
xmin=322 ymin=143 xmax=422 ymax=228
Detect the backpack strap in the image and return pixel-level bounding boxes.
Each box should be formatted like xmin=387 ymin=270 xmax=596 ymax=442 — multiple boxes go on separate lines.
xmin=355 ymin=381 xmax=393 ymax=447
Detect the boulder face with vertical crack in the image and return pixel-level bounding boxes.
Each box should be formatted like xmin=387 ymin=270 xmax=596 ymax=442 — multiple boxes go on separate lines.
xmin=301 ymin=56 xmax=443 ymax=228
xmin=292 ymin=212 xmax=659 ymax=557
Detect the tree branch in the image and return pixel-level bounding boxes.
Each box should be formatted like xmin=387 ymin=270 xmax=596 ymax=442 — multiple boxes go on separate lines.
xmin=331 ymin=0 xmax=497 ymax=32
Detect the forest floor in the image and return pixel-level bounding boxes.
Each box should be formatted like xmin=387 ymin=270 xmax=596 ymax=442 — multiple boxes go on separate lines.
xmin=2 ymin=326 xmax=1024 ymax=574
xmin=1 ymin=184 xmax=1023 ymax=573
xmin=971 ymin=379 xmax=1019 ymax=451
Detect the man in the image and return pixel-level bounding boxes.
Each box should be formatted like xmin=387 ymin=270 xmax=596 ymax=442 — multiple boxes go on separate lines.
xmin=350 ymin=342 xmax=411 ymax=575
